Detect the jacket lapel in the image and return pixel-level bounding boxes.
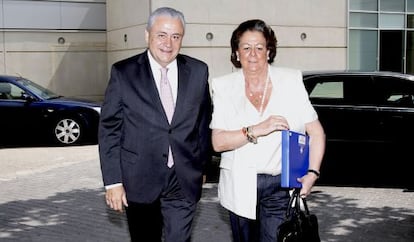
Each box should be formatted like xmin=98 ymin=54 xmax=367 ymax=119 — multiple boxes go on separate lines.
xmin=230 ymin=71 xmax=247 ymax=117
xmin=136 ymin=51 xmax=168 ymax=121
xmin=172 ymin=55 xmax=190 ymax=125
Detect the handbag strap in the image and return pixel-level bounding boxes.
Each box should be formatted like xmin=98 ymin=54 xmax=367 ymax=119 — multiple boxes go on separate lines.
xmin=286 ymin=188 xmax=311 ymax=217
xmin=295 ymin=189 xmax=311 ymax=216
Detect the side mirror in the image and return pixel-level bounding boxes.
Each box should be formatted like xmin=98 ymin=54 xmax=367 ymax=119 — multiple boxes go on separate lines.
xmin=21 ymin=93 xmax=36 ymax=102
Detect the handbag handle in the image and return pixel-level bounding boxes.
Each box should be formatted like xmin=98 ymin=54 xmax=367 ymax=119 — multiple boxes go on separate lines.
xmin=286 ymin=188 xmax=311 ymax=218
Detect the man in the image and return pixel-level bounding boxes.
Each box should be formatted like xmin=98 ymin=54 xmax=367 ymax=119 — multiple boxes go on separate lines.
xmin=98 ymin=7 xmax=212 ymax=242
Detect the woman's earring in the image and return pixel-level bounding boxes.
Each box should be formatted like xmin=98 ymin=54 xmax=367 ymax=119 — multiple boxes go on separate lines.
xmin=267 ymin=56 xmax=270 ymax=60
xmin=237 ymin=55 xmax=240 ymax=61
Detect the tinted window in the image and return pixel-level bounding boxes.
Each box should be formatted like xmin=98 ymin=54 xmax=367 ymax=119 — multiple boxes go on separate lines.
xmin=344 ymin=76 xmax=378 ymax=105
xmin=0 ymin=82 xmax=12 ymax=100
xmin=306 ymin=76 xmax=345 ymax=105
xmin=306 ymin=75 xmax=376 ymax=105
xmin=373 ymin=76 xmax=414 ymax=107
xmin=310 ymin=82 xmax=343 ymax=98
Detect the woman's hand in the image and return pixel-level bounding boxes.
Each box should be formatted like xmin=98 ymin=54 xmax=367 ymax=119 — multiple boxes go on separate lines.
xmin=251 ymin=115 xmax=289 ymax=137
xmin=297 ymin=172 xmax=318 ymax=197
xmin=212 ymin=115 xmax=290 ymax=152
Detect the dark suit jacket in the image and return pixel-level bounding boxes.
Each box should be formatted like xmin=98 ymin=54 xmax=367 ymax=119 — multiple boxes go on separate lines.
xmin=99 ymin=51 xmax=212 ymax=203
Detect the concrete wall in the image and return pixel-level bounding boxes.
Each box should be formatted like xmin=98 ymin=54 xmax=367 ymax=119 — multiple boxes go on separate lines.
xmin=2 ymin=31 xmax=107 ymax=100
xmin=106 ymin=0 xmax=348 ymax=81
xmin=0 ymin=0 xmax=348 ymax=100
xmin=0 ymin=0 xmax=107 ymax=100
xmin=106 ymin=0 xmax=149 ymax=71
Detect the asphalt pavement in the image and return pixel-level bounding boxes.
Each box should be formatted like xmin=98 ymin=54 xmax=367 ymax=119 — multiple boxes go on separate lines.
xmin=0 ymin=145 xmax=413 ymax=242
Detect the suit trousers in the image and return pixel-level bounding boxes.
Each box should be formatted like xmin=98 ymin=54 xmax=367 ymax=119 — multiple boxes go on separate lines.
xmin=125 ymin=168 xmax=197 ymax=242
xmin=228 ymin=174 xmax=290 ymax=242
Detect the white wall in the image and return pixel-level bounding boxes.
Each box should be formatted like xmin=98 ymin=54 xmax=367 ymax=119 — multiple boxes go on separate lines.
xmin=106 ymin=0 xmax=347 ymax=81
xmin=106 ymin=0 xmax=149 ymax=73
xmin=0 ymin=0 xmax=107 ymax=100
xmin=0 ymin=0 xmax=348 ymax=100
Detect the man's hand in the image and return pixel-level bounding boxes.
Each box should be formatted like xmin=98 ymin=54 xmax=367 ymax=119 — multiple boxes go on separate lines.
xmin=105 ymin=185 xmax=128 ymax=213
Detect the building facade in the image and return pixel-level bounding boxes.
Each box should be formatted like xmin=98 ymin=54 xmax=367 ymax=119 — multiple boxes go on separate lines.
xmin=0 ymin=0 xmax=107 ymax=100
xmin=107 ymin=0 xmax=348 ymax=82
xmin=107 ymin=0 xmax=414 ymax=79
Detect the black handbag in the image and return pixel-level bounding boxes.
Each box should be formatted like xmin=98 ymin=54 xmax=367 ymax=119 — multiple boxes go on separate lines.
xmin=277 ymin=189 xmax=320 ymax=242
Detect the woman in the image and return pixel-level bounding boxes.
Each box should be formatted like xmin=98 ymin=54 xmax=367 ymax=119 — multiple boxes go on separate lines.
xmin=210 ymin=19 xmax=325 ymax=242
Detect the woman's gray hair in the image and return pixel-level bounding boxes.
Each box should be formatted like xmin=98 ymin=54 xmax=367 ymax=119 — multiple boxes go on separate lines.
xmin=147 ymin=7 xmax=186 ymax=33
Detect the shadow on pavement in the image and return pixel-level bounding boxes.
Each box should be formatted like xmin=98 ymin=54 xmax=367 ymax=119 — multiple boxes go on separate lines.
xmin=0 ymin=186 xmax=413 ymax=241
xmin=0 ymin=189 xmax=129 ymax=242
xmin=309 ymin=188 xmax=414 ymax=242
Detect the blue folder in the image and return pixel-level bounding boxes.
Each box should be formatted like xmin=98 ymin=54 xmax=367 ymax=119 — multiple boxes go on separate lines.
xmin=281 ymin=130 xmax=310 ymax=188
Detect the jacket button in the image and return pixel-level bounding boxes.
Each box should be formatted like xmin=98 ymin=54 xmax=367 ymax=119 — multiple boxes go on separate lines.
xmin=162 ymin=154 xmax=167 ymax=158
xmin=168 ymin=129 xmax=172 ymax=134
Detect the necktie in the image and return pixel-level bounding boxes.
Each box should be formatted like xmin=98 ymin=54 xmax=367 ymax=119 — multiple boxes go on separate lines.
xmin=160 ymin=67 xmax=175 ymax=168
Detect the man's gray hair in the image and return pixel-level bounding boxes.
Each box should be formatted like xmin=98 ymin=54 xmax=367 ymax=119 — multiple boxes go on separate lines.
xmin=147 ymin=7 xmax=186 ymax=33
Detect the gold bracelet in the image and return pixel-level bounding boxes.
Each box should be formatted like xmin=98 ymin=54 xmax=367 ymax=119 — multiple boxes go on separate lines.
xmin=241 ymin=127 xmax=248 ymax=137
xmin=246 ymin=126 xmax=258 ymax=144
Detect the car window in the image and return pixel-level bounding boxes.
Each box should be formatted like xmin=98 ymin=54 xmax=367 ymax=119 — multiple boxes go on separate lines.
xmin=310 ymin=82 xmax=343 ymax=98
xmin=306 ymin=75 xmax=375 ymax=105
xmin=374 ymin=76 xmax=414 ymax=107
xmin=306 ymin=74 xmax=414 ymax=107
xmin=306 ymin=76 xmax=345 ymax=105
xmin=344 ymin=76 xmax=377 ymax=105
xmin=9 ymin=84 xmax=27 ymax=100
xmin=0 ymin=82 xmax=12 ymax=100
xmin=387 ymin=94 xmax=414 ymax=105
xmin=0 ymin=82 xmax=27 ymax=100
xmin=16 ymin=78 xmax=59 ymax=99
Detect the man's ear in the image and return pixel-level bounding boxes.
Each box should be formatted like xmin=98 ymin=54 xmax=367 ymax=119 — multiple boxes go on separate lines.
xmin=145 ymin=30 xmax=149 ymax=43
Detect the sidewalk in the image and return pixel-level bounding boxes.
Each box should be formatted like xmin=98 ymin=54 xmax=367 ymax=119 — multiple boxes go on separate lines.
xmin=0 ymin=145 xmax=413 ymax=241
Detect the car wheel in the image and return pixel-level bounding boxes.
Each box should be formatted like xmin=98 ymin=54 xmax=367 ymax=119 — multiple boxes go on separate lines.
xmin=54 ymin=118 xmax=83 ymax=145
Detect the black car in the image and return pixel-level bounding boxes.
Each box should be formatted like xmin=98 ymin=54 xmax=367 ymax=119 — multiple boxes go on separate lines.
xmin=0 ymin=75 xmax=101 ymax=146
xmin=303 ymin=71 xmax=414 ymax=189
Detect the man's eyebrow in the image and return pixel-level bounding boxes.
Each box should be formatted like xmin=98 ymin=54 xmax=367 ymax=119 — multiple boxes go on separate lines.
xmin=154 ymin=31 xmax=182 ymax=36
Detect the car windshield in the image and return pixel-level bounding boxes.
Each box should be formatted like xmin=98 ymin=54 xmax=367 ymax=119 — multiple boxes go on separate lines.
xmin=16 ymin=78 xmax=60 ymax=99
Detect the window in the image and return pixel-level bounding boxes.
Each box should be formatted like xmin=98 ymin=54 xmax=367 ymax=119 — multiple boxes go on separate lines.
xmin=9 ymin=84 xmax=26 ymax=100
xmin=350 ymin=13 xmax=378 ymax=28
xmin=343 ymin=77 xmax=378 ymax=105
xmin=408 ymin=0 xmax=414 ymax=11
xmin=0 ymin=83 xmax=12 ymax=100
xmin=349 ymin=0 xmax=414 ymax=74
xmin=374 ymin=76 xmax=414 ymax=107
xmin=310 ymin=82 xmax=343 ymax=98
xmin=408 ymin=15 xmax=414 ymax=28
xmin=350 ymin=0 xmax=378 ymax=11
xmin=380 ymin=0 xmax=405 ymax=12
xmin=379 ymin=14 xmax=405 ymax=28
xmin=349 ymin=30 xmax=378 ymax=71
